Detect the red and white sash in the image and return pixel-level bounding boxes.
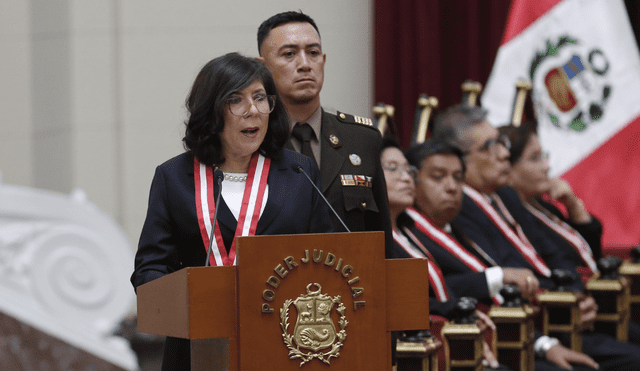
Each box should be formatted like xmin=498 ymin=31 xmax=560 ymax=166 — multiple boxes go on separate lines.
xmin=405 ymin=207 xmax=487 ymax=272
xmin=463 ymin=186 xmax=551 ymax=277
xmin=393 ymin=228 xmax=449 ymax=302
xmin=525 ymin=201 xmax=597 ymax=274
xmin=194 ymin=153 xmax=270 ymax=266
xmin=402 ymin=208 xmax=501 ymax=305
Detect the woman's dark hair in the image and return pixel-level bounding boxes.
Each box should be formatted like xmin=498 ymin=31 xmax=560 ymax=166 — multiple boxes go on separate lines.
xmin=379 ymin=136 xmax=403 ymax=156
xmin=183 ymin=52 xmax=289 ymax=166
xmin=405 ymin=139 xmax=466 ymax=174
xmin=498 ymin=121 xmax=537 ymax=164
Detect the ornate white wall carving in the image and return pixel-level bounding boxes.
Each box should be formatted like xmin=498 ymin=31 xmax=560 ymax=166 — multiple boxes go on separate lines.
xmin=0 ymin=181 xmax=137 ymax=370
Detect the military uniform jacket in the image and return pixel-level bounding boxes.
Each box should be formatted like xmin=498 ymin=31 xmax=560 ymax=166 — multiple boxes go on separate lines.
xmin=291 ymin=109 xmax=395 ymax=258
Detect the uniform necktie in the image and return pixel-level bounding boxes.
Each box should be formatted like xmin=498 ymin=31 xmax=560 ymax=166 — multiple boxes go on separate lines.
xmin=291 ymin=123 xmax=317 ymax=167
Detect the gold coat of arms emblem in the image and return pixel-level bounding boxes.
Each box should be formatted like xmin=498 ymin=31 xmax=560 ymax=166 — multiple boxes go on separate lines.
xmin=280 ymin=283 xmax=348 ymax=366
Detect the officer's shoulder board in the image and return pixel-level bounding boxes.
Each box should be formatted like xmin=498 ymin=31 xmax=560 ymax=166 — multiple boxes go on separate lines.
xmin=335 ymin=111 xmax=374 ymax=128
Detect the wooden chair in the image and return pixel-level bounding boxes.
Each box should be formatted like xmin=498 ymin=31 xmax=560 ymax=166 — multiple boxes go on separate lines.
xmin=587 ymin=256 xmax=630 ymax=341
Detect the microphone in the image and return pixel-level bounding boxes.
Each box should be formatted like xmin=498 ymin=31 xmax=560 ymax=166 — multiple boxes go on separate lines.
xmin=205 ymin=169 xmax=224 ymax=267
xmin=291 ymin=163 xmax=351 ymax=232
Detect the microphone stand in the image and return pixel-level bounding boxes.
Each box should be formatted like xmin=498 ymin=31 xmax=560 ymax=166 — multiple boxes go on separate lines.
xmin=292 ymin=164 xmax=351 ymax=233
xmin=205 ymin=169 xmax=224 ymax=267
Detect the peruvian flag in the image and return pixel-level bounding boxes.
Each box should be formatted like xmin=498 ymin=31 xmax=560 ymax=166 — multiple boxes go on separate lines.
xmin=482 ymin=0 xmax=640 ymax=247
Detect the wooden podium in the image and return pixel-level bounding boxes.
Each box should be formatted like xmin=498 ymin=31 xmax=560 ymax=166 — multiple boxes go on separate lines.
xmin=137 ymin=232 xmax=430 ymax=370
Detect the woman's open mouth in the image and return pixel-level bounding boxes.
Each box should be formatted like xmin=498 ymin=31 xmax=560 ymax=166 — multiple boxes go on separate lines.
xmin=241 ymin=127 xmax=259 ymax=137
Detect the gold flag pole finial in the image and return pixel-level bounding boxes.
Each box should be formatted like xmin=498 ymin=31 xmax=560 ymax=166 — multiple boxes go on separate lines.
xmin=373 ymin=103 xmax=395 ymax=137
xmin=461 ymin=80 xmax=483 ymax=106
xmin=511 ymin=80 xmax=533 ymax=127
xmin=414 ymin=94 xmax=439 ymax=145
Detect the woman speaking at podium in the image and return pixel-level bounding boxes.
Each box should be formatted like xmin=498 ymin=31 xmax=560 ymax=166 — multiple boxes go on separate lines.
xmin=131 ymin=52 xmax=333 ymax=370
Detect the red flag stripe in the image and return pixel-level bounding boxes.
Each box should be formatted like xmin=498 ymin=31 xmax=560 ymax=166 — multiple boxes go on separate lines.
xmin=563 ymin=115 xmax=640 ymax=246
xmin=501 ymin=0 xmax=562 ymax=45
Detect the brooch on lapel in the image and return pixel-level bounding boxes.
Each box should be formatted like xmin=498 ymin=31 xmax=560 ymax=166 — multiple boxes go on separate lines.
xmin=349 ymin=154 xmax=361 ymax=166
xmin=325 ymin=129 xmax=341 ymax=149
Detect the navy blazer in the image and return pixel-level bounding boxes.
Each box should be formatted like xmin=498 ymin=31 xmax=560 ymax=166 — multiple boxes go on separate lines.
xmin=131 ymin=149 xmax=333 ymax=288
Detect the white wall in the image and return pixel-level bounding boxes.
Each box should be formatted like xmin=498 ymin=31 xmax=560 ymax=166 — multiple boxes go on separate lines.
xmin=0 ymin=0 xmax=374 ymax=247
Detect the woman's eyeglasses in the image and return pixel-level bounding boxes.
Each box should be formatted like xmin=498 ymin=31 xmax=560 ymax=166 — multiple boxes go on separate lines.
xmin=227 ymin=94 xmax=276 ymax=116
xmin=383 ymin=162 xmax=417 ymax=179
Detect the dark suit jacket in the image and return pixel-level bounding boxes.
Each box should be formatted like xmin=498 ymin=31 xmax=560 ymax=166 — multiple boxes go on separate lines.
xmin=397 ymin=212 xmax=495 ymax=305
xmin=131 ymin=149 xmax=333 ymax=288
xmin=538 ymin=198 xmax=603 ymax=262
xmin=454 ymin=186 xmax=583 ymax=291
xmin=301 ymin=110 xmax=395 ymax=258
xmin=497 ymin=187 xmax=586 ymax=290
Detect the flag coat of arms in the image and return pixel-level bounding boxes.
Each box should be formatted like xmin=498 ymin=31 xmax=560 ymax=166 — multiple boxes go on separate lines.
xmin=482 ymin=0 xmax=640 ymax=246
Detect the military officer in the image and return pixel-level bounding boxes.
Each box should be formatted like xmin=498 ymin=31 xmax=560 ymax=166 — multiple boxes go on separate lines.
xmin=257 ymin=11 xmax=394 ymax=257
